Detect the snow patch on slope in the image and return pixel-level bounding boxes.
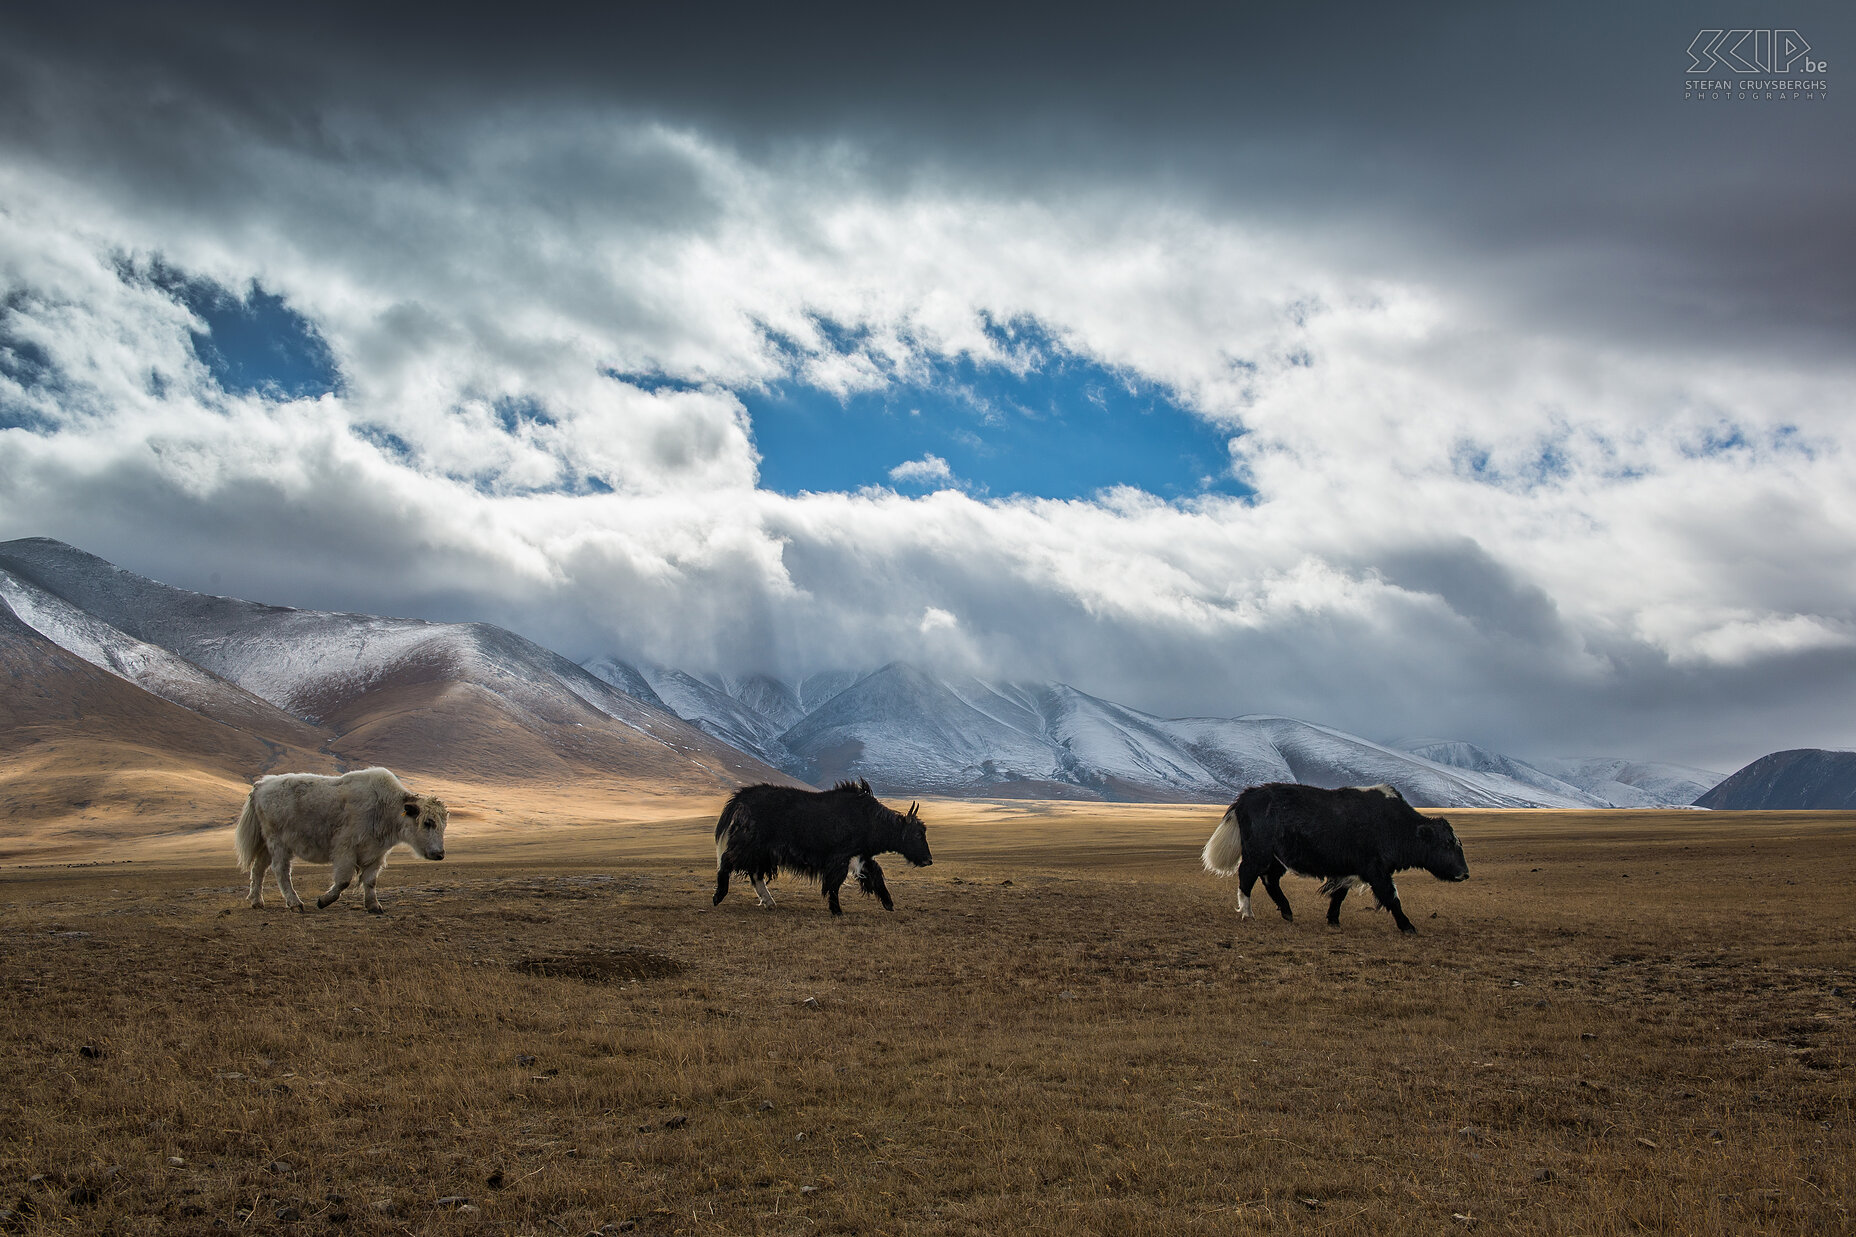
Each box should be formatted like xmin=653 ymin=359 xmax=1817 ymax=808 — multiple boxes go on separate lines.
xmin=0 ymin=566 xmax=293 ymax=726
xmin=1529 ymin=756 xmax=1725 ymax=808
xmin=1398 ymin=739 xmax=1608 ymax=806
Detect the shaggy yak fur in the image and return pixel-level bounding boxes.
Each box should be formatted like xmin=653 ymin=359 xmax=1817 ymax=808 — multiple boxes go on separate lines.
xmin=1201 ymin=782 xmax=1469 ymax=934
xmin=235 ymin=767 xmax=448 ymax=913
xmin=713 ymin=779 xmax=932 ymax=915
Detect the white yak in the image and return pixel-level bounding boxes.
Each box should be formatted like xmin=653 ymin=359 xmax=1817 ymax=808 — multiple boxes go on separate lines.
xmin=235 ymin=767 xmax=448 ymax=912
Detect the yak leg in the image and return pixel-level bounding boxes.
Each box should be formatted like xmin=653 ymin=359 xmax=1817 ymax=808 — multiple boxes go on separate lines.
xmin=1234 ymin=855 xmax=1262 ymax=919
xmin=1368 ymin=872 xmax=1415 ymax=934
xmin=246 ymin=840 xmax=270 ymax=908
xmin=749 ymin=874 xmax=777 ymax=908
xmin=821 ymin=857 xmax=852 ymax=916
xmin=1327 ymin=883 xmax=1350 ymax=926
xmin=271 ymin=851 xmax=305 ymax=911
xmin=853 ymin=856 xmax=894 ymax=911
xmin=1259 ymin=858 xmax=1294 ymax=922
xmin=360 ymin=859 xmax=387 ymax=914
xmin=316 ymin=855 xmax=357 ymax=909
xmin=713 ymin=862 xmax=732 ymax=906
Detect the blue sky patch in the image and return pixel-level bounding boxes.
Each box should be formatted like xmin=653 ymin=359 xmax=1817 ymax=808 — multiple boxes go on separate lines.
xmin=733 ymin=317 xmax=1247 ymax=501
xmin=0 ymin=294 xmax=54 ymax=389
xmin=353 ymin=423 xmax=415 ymax=463
xmin=136 ymin=262 xmax=339 ymax=400
xmin=494 ymin=395 xmax=557 ymax=433
xmin=0 ymin=292 xmax=62 ymax=431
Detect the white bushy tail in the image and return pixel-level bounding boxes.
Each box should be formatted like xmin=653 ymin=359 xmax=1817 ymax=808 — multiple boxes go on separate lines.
xmin=234 ymin=793 xmax=263 ymax=872
xmin=1200 ymin=804 xmax=1244 ymax=875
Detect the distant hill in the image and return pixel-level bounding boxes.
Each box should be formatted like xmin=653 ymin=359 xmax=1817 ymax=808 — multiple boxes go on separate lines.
xmin=1693 ymin=749 xmax=1856 ymax=810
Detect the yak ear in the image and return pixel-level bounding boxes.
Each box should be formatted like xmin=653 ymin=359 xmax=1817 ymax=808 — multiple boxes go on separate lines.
xmin=1416 ymin=822 xmax=1435 ymax=842
xmin=860 ymin=778 xmax=872 ymax=794
xmin=403 ymin=798 xmax=421 ymax=818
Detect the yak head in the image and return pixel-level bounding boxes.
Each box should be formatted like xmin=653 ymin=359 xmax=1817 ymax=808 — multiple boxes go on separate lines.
xmin=894 ymin=801 xmax=933 ymax=867
xmin=1414 ymin=814 xmax=1468 ymax=882
xmin=401 ymin=794 xmax=449 ymax=860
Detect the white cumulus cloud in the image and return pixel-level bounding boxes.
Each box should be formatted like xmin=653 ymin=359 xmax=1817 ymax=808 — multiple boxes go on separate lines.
xmin=889 ymin=454 xmax=956 ymax=488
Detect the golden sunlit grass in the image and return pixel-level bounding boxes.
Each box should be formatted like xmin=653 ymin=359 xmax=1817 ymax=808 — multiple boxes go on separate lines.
xmin=1 ymin=804 xmax=1851 ymax=1234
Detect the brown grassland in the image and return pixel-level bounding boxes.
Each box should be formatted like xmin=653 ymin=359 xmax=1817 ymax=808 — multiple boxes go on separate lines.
xmin=1 ymin=801 xmax=1852 ymax=1234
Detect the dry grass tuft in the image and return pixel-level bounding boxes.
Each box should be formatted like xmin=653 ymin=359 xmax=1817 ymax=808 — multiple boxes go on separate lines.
xmin=0 ymin=805 xmax=1851 ymax=1234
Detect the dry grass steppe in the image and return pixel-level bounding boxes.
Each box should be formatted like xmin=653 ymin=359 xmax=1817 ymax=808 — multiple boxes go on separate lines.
xmin=1 ymin=803 xmax=1851 ymax=1234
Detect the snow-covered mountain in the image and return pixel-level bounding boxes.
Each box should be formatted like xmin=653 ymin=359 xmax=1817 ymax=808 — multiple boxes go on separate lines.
xmin=0 ymin=536 xmax=1727 ymax=814
xmin=584 ymin=657 xmax=1662 ymax=807
xmin=605 ymin=663 xmax=801 ymax=772
xmin=0 ymin=538 xmax=791 ymax=792
xmin=784 ymin=664 xmax=1072 ymax=794
xmin=1397 ymin=740 xmax=1609 ymax=806
xmin=0 ymin=564 xmax=326 ymax=746
xmin=1526 ymin=756 xmax=1724 ymax=808
xmin=1397 ymin=742 xmax=1720 ymax=808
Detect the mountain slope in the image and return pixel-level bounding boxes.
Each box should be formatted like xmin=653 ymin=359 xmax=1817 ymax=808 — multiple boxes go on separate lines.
xmin=608 ymin=663 xmax=802 ymax=774
xmin=0 ymin=538 xmax=795 ymax=794
xmin=783 ymin=663 xmax=1068 ymax=792
xmin=0 ymin=593 xmax=337 ymax=856
xmin=1397 ymin=740 xmax=1610 ymax=807
xmin=1529 ymin=756 xmax=1724 ymax=808
xmin=0 ymin=565 xmax=328 ymax=750
xmin=1693 ymin=749 xmax=1856 ymax=810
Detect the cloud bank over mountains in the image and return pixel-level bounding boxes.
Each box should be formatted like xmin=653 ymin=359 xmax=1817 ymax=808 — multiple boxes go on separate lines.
xmin=1 ymin=5 xmax=1853 ymax=771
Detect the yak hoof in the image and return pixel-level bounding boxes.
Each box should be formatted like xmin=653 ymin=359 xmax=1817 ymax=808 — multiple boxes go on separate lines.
xmin=367 ymin=905 xmax=385 ymax=915
xmin=1399 ymin=924 xmax=1417 ymax=935
xmin=712 ymin=891 xmax=726 ymax=906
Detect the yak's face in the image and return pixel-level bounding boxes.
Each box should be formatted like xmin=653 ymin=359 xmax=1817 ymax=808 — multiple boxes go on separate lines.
xmin=402 ymin=795 xmax=449 ymax=860
xmin=897 ymin=802 xmax=933 ymax=867
xmin=1415 ymin=815 xmax=1469 ymax=881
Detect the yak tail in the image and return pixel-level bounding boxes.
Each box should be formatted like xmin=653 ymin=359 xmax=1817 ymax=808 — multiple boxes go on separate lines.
xmin=1201 ymin=803 xmax=1244 ymax=875
xmin=234 ymin=791 xmax=264 ymax=872
xmin=714 ymin=794 xmax=742 ymax=861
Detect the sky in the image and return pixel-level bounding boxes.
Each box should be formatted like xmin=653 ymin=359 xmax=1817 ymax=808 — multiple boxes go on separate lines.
xmin=1 ymin=2 xmax=1852 ymax=771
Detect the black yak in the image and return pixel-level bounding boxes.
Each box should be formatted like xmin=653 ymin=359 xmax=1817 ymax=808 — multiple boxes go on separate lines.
xmin=712 ymin=779 xmax=933 ymax=915
xmin=1201 ymin=782 xmax=1469 ymax=934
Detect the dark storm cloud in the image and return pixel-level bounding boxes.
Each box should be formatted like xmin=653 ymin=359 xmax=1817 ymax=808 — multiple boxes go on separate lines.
xmin=1371 ymin=539 xmax=1568 ymax=648
xmin=8 ymin=2 xmax=1851 ymax=360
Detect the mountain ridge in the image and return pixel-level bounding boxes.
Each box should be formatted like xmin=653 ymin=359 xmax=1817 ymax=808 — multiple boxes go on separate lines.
xmin=584 ymin=656 xmax=1723 ymax=809
xmin=0 ymin=538 xmax=1733 ymax=822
